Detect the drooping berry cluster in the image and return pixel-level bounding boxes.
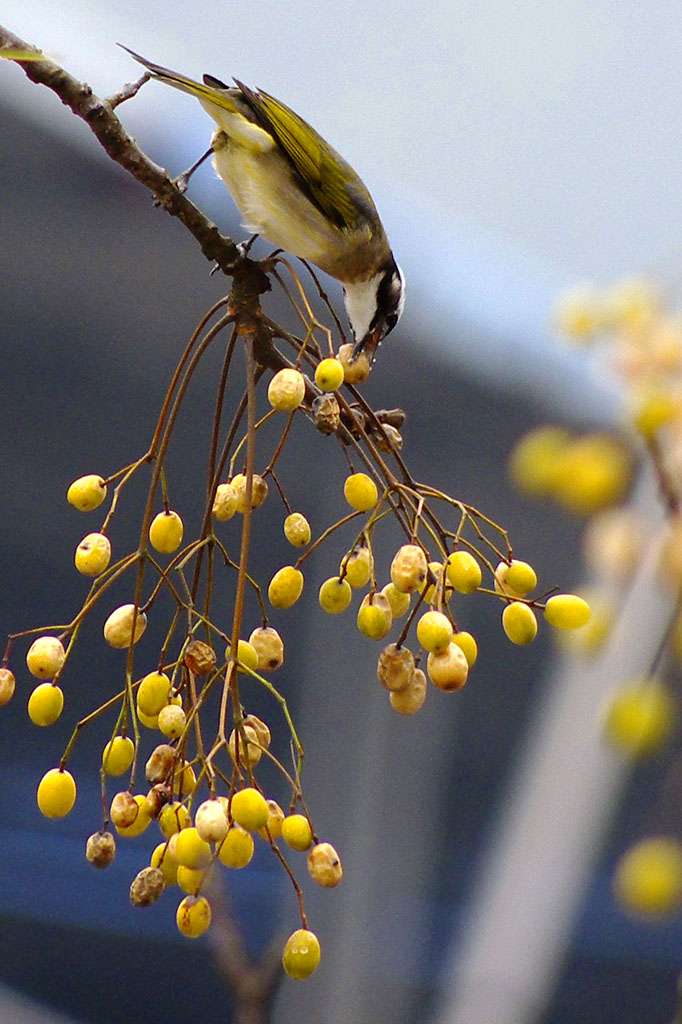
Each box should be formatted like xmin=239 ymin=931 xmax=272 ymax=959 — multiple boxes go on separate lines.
xmin=1 ymin=304 xmax=587 ymax=981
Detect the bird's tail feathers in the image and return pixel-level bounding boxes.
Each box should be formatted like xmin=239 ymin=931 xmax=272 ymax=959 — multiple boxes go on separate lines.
xmin=118 ymin=45 xmax=237 ymax=112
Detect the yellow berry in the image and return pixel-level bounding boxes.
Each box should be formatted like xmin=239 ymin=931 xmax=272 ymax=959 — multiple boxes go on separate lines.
xmin=357 ymin=593 xmax=393 ymax=640
xmin=282 ymin=929 xmax=321 ymax=980
xmin=158 ymin=801 xmax=191 ymax=838
xmin=137 ymin=671 xmax=172 ymax=717
xmin=603 ymin=276 xmax=660 ymax=332
xmin=149 ymin=510 xmax=184 ymax=554
xmin=337 ymin=343 xmax=370 ymax=383
xmin=502 ymin=602 xmax=538 ymax=645
xmin=416 ymin=610 xmax=453 ymax=654
xmin=389 ymin=668 xmax=427 ymax=715
xmin=151 ymin=842 xmax=178 ymax=886
xmin=284 ymin=512 xmax=311 ymax=547
xmin=268 ymin=368 xmax=306 ymax=411
xmin=452 ymin=631 xmax=478 ymax=668
xmin=583 ymin=507 xmax=642 ymax=583
xmin=176 ymin=895 xmax=212 ymax=938
xmin=381 ymin=582 xmax=411 ymax=619
xmin=101 ymin=735 xmax=135 ymax=776
xmin=315 ymin=357 xmax=345 ymax=391
xmin=602 ymin=679 xmax=675 ymax=757
xmin=0 ymin=668 xmax=16 ymax=707
xmin=343 ymin=472 xmax=378 ymax=512
xmin=158 ymin=703 xmax=186 ymax=739
xmin=544 ymin=594 xmax=591 ymax=629
xmin=231 ymin=473 xmax=268 ymax=512
xmin=553 ymin=284 xmax=604 ymax=341
xmin=342 ymin=547 xmax=373 ymax=589
xmin=248 ymin=626 xmax=284 ymax=670
xmin=319 ymin=576 xmax=352 ymax=614
xmin=138 ymin=707 xmax=160 ymax=729
xmin=390 ymin=544 xmax=428 ymax=593
xmin=507 ymin=426 xmax=572 ymax=497
xmin=281 ymin=813 xmax=313 ymax=851
xmin=115 ymin=795 xmax=153 ymax=837
xmin=172 ymin=761 xmax=197 ymax=798
xmin=176 ymin=863 xmax=212 ymax=895
xmin=495 ymin=559 xmax=537 ymax=597
xmin=67 ymin=474 xmax=107 ymax=511
xmin=230 ymin=788 xmax=269 ymax=831
xmin=37 ymin=768 xmax=76 ymax=819
xmin=74 ymin=532 xmax=112 ymax=577
xmin=104 ymin=604 xmax=147 ymax=648
xmin=614 ymin=838 xmax=682 ymax=917
xmin=632 ymin=389 xmax=681 ymax=440
xmin=427 ymin=642 xmax=469 ymax=691
xmin=212 ymin=482 xmax=238 ymax=521
xmin=551 ymin=434 xmax=632 ymax=515
xmin=308 ymin=842 xmax=343 ymax=888
xmin=268 ymin=566 xmax=304 ymax=609
xmin=218 ymin=826 xmax=255 ymax=868
xmin=28 ymin=682 xmax=64 ymax=726
xmin=175 ymin=826 xmax=212 ymax=869
xmin=445 ymin=551 xmax=482 ymax=593
xmin=26 ymin=636 xmax=65 ymax=679
xmin=225 ymin=639 xmax=259 ymax=673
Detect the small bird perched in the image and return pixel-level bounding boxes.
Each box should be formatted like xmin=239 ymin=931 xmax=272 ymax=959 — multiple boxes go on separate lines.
xmin=121 ymin=47 xmax=404 ymax=362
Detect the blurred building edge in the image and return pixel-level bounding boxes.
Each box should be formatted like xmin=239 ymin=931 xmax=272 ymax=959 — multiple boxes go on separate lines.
xmin=433 ymin=485 xmax=671 ymax=1024
xmin=0 ymin=985 xmax=78 ymax=1024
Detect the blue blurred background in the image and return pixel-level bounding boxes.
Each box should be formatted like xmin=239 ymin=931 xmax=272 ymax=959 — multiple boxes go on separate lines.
xmin=1 ymin=3 xmax=682 ymax=1022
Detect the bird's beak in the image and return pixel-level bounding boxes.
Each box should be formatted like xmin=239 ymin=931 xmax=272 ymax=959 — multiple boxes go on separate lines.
xmin=351 ymin=321 xmax=384 ymax=363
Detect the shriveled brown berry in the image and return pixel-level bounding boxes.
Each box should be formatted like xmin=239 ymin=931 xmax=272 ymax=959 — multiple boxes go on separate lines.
xmin=110 ymin=790 xmax=139 ymax=829
xmin=130 ymin=866 xmax=165 ymax=907
xmin=145 ymin=744 xmax=176 ymax=784
xmin=86 ymin=830 xmax=116 ymax=869
xmin=243 ymin=714 xmax=271 ymax=750
xmin=308 ymin=842 xmax=343 ymax=888
xmin=212 ymin=482 xmax=238 ymax=521
xmin=228 ymin=725 xmax=262 ymax=767
xmin=377 ymin=643 xmax=415 ymax=693
xmin=184 ymin=640 xmax=217 ymax=675
xmin=390 ymin=544 xmax=428 ymax=593
xmin=258 ymin=799 xmax=285 ymax=841
xmin=389 ymin=668 xmax=427 ymax=715
xmin=146 ymin=783 xmax=172 ymax=818
xmin=312 ymin=393 xmax=341 ymax=434
xmin=231 ymin=473 xmax=268 ymax=512
xmin=373 ymin=422 xmax=403 ymax=453
xmin=248 ymin=626 xmax=284 ymax=670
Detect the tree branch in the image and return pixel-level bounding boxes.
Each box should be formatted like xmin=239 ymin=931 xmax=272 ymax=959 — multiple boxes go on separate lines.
xmin=0 ymin=23 xmax=244 ymax=274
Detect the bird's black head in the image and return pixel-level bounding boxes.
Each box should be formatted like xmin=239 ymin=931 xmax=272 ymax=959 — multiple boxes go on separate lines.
xmin=347 ymin=255 xmax=405 ymax=362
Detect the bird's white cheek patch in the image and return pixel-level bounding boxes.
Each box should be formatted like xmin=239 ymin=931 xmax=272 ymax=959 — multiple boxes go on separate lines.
xmin=343 ymin=273 xmax=382 ymax=340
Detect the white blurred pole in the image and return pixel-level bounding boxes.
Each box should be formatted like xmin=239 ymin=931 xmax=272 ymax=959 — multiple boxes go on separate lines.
xmin=434 ymin=514 xmax=672 ymax=1024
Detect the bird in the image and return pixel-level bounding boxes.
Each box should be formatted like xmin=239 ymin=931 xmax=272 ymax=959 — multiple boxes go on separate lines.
xmin=120 ymin=46 xmax=404 ymax=362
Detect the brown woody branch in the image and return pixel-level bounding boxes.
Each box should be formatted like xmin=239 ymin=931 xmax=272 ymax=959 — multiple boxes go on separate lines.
xmin=0 ymin=23 xmax=243 ymax=273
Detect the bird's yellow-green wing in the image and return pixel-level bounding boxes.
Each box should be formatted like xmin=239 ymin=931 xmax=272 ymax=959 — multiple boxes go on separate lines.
xmin=233 ymin=80 xmax=379 ymax=232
